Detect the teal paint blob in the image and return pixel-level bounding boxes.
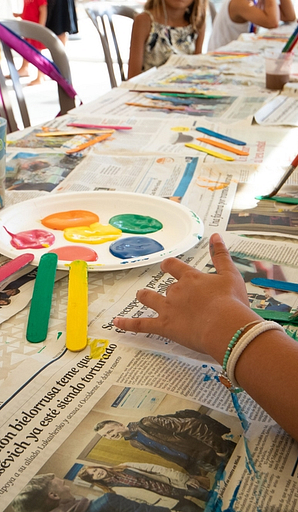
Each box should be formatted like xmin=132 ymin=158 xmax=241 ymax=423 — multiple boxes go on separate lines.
xmin=109 ymin=214 xmax=163 ymax=234
xmin=110 ymin=236 xmax=164 ymax=259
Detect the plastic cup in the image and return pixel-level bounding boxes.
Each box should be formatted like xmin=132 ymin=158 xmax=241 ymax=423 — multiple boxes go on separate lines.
xmin=0 ymin=118 xmax=6 ymax=209
xmin=265 ymin=49 xmax=293 ymax=90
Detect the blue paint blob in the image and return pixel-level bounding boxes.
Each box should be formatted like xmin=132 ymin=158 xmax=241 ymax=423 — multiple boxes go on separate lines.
xmin=109 ymin=236 xmax=164 ymax=259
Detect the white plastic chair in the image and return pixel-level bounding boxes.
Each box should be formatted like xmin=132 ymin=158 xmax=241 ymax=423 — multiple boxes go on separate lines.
xmin=85 ymin=2 xmax=137 ymax=88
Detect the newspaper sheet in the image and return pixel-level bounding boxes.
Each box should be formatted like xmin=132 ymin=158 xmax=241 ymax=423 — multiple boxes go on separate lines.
xmin=67 ymin=85 xmax=269 ymax=124
xmin=13 ymin=114 xmax=297 ymax=167
xmin=182 ymin=160 xmax=298 ymax=239
xmin=254 ymin=95 xmax=298 ymax=126
xmin=1 ymin=268 xmax=298 ymax=512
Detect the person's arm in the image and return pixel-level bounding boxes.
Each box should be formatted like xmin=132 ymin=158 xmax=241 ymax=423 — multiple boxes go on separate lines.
xmin=229 ymin=0 xmax=280 ymax=28
xmin=38 ymin=3 xmax=48 ymax=27
xmin=279 ymin=0 xmax=296 ymax=22
xmin=127 ymin=12 xmax=151 ymax=79
xmin=114 ymin=233 xmax=298 ymax=442
xmin=194 ymin=22 xmax=206 ymax=53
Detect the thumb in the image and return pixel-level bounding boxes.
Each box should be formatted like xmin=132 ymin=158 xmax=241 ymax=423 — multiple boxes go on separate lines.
xmin=209 ymin=233 xmax=236 ymax=275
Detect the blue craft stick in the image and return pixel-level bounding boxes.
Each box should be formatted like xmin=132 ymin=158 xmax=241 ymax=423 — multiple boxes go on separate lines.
xmin=251 ymin=278 xmax=298 ymax=293
xmin=195 ymin=127 xmax=247 ymax=146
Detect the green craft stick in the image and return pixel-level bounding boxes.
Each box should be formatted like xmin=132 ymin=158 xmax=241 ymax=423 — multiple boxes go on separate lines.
xmin=159 ymin=92 xmax=224 ymax=99
xmin=251 ymin=308 xmax=298 ymax=325
xmin=26 ymin=253 xmax=58 ymax=343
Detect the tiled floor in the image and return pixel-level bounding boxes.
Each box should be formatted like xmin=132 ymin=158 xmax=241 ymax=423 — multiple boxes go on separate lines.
xmin=3 ymin=0 xmax=218 ymax=128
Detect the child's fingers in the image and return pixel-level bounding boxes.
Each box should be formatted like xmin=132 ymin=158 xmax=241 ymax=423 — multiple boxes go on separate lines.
xmin=113 ymin=315 xmax=160 ymax=334
xmin=209 ymin=233 xmax=237 ymax=276
xmin=136 ymin=288 xmax=165 ymax=311
xmin=160 ymin=257 xmax=193 ymax=280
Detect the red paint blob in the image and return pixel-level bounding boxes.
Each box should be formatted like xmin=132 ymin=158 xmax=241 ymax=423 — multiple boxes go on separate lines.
xmin=4 ymin=226 xmax=55 ymax=249
xmin=48 ymin=245 xmax=98 ymax=262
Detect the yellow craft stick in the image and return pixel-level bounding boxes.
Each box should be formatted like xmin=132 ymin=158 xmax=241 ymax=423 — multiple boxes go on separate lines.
xmin=65 ymin=132 xmax=112 ymax=154
xmin=36 ymin=130 xmax=114 ymax=137
xmin=66 ymin=260 xmax=88 ymax=352
xmin=185 ymin=143 xmax=235 ymax=161
xmin=196 ymin=137 xmax=249 ymax=156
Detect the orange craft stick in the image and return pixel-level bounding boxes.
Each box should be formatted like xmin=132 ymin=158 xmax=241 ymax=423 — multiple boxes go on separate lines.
xmin=196 ymin=137 xmax=249 ymax=156
xmin=65 ymin=132 xmax=112 ymax=154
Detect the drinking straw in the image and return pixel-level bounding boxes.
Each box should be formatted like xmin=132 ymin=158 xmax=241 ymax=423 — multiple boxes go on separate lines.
xmin=282 ymin=24 xmax=298 ymax=52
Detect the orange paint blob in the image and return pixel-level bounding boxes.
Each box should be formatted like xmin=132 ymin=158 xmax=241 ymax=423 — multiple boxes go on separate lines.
xmin=41 ymin=210 xmax=99 ymax=230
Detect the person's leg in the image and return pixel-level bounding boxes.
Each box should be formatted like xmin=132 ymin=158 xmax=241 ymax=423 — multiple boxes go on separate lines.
xmin=17 ymin=58 xmax=30 ymax=77
xmin=58 ymin=32 xmax=68 ymax=45
xmin=28 ymin=69 xmax=45 ymax=85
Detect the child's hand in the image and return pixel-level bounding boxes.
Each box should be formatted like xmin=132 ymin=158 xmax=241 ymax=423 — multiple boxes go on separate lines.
xmin=13 ymin=12 xmax=22 ymax=18
xmin=114 ymin=233 xmax=260 ymax=361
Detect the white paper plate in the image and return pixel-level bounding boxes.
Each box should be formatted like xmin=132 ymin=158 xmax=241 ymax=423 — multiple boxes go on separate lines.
xmin=0 ymin=191 xmax=204 ymax=270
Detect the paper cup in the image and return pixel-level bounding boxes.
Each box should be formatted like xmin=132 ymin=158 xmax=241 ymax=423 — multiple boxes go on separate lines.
xmin=0 ymin=118 xmax=6 ymax=209
xmin=265 ymin=49 xmax=293 ymax=90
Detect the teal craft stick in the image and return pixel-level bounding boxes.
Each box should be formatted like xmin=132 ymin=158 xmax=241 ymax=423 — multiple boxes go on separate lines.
xmin=255 ymin=196 xmax=298 ymax=204
xmin=26 ymin=253 xmax=58 ymax=343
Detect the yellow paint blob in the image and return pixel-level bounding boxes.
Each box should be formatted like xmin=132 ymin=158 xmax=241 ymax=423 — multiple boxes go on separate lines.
xmin=63 ymin=222 xmax=122 ymax=244
xmin=88 ymin=338 xmax=110 ymax=359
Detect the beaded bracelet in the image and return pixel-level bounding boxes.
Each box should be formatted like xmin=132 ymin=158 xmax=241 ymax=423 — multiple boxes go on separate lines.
xmin=226 ymin=320 xmax=285 ymax=389
xmin=219 ymin=319 xmax=262 ymax=393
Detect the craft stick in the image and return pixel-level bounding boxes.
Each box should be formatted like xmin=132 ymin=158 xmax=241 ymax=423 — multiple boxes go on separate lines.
xmin=0 ymin=253 xmax=34 ymax=291
xmin=159 ymin=92 xmax=224 ymax=99
xmin=195 ymin=127 xmax=246 ymax=146
xmin=65 ymin=132 xmax=112 ymax=154
xmin=125 ymin=102 xmax=185 ymax=111
xmin=26 ymin=253 xmax=58 ymax=343
xmin=185 ymin=143 xmax=235 ymax=161
xmin=251 ymin=308 xmax=298 ymax=325
xmin=255 ymin=195 xmax=298 ymax=204
xmin=251 ymin=278 xmax=298 ymax=293
xmin=282 ymin=24 xmax=298 ymax=52
xmin=196 ymin=137 xmax=249 ymax=156
xmin=36 ymin=129 xmax=114 ymax=137
xmin=66 ymin=260 xmax=88 ymax=352
xmin=67 ymin=123 xmax=132 ymax=130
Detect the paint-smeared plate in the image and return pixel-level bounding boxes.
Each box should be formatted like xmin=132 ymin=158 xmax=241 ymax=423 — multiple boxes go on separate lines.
xmin=0 ymin=191 xmax=204 ymax=270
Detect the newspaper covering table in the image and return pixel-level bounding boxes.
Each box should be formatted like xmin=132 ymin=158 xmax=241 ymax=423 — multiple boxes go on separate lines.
xmin=1 ymin=23 xmax=298 ymax=512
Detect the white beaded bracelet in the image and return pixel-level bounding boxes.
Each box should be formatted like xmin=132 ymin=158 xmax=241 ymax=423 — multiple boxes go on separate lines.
xmin=226 ymin=321 xmax=285 ymax=388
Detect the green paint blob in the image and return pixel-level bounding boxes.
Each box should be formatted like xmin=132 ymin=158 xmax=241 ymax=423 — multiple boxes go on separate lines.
xmin=109 ymin=214 xmax=163 ymax=234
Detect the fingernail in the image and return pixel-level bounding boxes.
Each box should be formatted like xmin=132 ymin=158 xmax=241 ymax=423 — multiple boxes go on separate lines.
xmin=210 ymin=233 xmax=223 ymax=256
xmin=211 ymin=233 xmax=224 ymax=244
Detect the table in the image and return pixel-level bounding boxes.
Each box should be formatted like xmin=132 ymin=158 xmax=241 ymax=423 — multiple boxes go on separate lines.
xmin=1 ymin=23 xmax=298 ymax=512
